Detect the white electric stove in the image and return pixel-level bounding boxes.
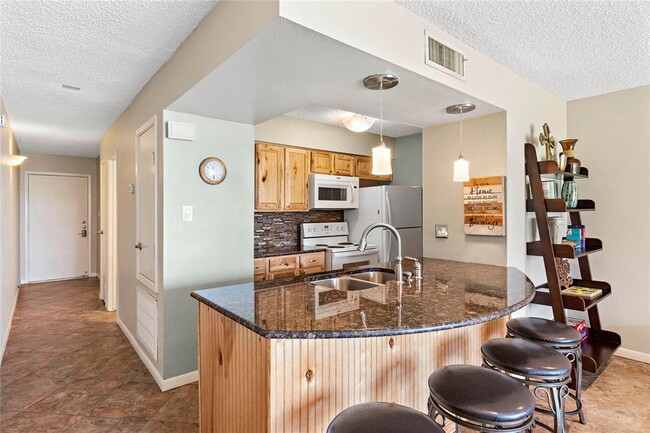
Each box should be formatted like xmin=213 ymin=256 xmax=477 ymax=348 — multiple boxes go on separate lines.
xmin=301 ymin=222 xmax=379 ymax=271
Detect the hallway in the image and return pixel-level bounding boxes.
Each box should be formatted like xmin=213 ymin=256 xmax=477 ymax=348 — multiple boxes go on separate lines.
xmin=0 ymin=278 xmax=198 ymax=433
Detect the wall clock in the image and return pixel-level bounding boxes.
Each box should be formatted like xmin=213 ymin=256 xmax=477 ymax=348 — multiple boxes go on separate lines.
xmin=199 ymin=157 xmax=227 ymax=185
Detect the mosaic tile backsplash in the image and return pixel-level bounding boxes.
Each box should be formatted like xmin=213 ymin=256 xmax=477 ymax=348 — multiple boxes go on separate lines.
xmin=254 ymin=210 xmax=343 ymax=255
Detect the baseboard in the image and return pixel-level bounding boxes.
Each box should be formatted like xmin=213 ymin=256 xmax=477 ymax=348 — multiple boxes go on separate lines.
xmin=0 ymin=288 xmax=20 ymax=365
xmin=615 ymin=348 xmax=650 ymax=364
xmin=116 ymin=318 xmax=198 ymax=391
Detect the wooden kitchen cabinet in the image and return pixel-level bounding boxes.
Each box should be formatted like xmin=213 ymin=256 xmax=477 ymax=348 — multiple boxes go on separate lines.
xmin=332 ymin=153 xmax=355 ymax=176
xmin=255 ymin=251 xmax=325 ymax=281
xmin=284 ymin=147 xmax=309 ymax=211
xmin=310 ymin=151 xmax=333 ymax=174
xmin=355 ymin=155 xmax=392 ymax=181
xmin=255 ymin=143 xmax=284 ymax=210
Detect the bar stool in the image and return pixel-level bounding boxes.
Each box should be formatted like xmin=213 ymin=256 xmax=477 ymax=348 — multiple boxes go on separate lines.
xmin=427 ymin=365 xmax=536 ymax=432
xmin=482 ymin=338 xmax=572 ymax=433
xmin=506 ymin=317 xmax=585 ymax=424
xmin=326 ymin=402 xmax=445 ymax=433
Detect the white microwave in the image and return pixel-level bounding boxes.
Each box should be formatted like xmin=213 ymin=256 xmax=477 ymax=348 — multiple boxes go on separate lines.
xmin=309 ymin=174 xmax=359 ymax=210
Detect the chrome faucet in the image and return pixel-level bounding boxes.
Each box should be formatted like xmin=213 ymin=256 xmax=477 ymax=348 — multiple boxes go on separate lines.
xmin=358 ymin=223 xmax=403 ymax=283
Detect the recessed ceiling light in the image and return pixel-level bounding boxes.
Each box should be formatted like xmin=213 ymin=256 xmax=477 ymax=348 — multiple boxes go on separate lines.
xmin=62 ymin=84 xmax=81 ymax=91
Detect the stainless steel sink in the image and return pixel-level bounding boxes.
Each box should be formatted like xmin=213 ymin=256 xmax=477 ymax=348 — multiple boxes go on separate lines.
xmin=349 ymin=271 xmax=396 ymax=284
xmin=310 ymin=276 xmax=380 ymax=291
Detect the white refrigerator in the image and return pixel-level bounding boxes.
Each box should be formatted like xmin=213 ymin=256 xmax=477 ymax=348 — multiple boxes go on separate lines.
xmin=345 ymin=185 xmax=423 ymax=263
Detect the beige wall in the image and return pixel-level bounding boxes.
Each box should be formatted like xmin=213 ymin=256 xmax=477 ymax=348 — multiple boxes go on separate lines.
xmin=423 ymin=112 xmax=507 ymax=266
xmin=99 ymin=1 xmax=279 ymax=381
xmin=254 ymin=115 xmax=394 ymax=155
xmin=0 ymin=98 xmax=21 ymax=362
xmin=566 ymin=86 xmax=650 ymax=359
xmin=19 ymin=154 xmax=100 ymax=282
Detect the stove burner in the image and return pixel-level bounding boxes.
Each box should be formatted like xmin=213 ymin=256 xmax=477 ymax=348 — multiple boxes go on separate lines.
xmin=338 ymin=242 xmax=354 ymax=245
xmin=315 ymin=244 xmax=328 ymax=247
xmin=328 ymin=245 xmax=345 ymax=249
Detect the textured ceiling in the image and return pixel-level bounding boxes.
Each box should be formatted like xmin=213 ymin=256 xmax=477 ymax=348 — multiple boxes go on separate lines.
xmin=0 ymin=0 xmax=217 ymax=157
xmin=284 ymin=104 xmax=421 ymax=138
xmin=398 ymin=0 xmax=650 ymax=101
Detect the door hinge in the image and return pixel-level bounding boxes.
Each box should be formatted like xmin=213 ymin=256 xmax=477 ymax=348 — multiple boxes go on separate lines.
xmin=153 ymin=244 xmax=156 ymax=258
xmin=152 ymin=152 xmax=156 ymax=166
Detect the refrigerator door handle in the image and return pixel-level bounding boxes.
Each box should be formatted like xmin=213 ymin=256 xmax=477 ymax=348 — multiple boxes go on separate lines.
xmin=385 ymin=191 xmax=392 ymax=225
xmin=385 ymin=229 xmax=391 ymax=263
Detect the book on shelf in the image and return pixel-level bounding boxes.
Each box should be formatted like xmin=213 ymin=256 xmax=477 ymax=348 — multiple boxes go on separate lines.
xmin=562 ymin=286 xmax=603 ymax=299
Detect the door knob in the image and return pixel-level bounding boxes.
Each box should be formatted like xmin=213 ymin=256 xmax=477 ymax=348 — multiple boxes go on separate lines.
xmin=135 ymin=243 xmax=143 ymax=250
xmin=97 ymin=230 xmax=104 ymax=235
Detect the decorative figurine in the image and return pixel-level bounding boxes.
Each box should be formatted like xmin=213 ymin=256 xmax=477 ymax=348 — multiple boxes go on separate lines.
xmin=555 ymin=258 xmax=573 ymax=289
xmin=539 ymin=123 xmax=558 ymax=162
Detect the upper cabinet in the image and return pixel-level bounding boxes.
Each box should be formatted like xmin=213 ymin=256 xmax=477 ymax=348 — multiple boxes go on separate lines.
xmin=310 ymin=151 xmax=333 ymax=174
xmin=355 ymin=156 xmax=391 ymax=181
xmin=255 ymin=142 xmax=284 ymax=210
xmin=256 ymin=142 xmax=309 ymax=212
xmin=284 ymin=147 xmax=310 ymax=211
xmin=332 ymin=153 xmax=354 ymax=176
xmin=255 ymin=142 xmax=392 ymax=212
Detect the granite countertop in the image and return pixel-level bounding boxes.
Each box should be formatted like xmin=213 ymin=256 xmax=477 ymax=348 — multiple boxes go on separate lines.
xmin=254 ymin=247 xmax=326 ymax=258
xmin=191 ymin=258 xmax=535 ymax=339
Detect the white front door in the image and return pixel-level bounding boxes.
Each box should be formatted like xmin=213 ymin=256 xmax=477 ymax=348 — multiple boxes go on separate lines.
xmin=136 ymin=118 xmax=157 ymax=291
xmin=27 ymin=174 xmax=90 ymax=282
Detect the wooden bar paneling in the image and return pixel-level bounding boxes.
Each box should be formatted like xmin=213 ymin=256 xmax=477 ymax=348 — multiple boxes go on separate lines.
xmin=200 ymin=306 xmax=508 ymax=433
xmin=198 ymin=304 xmax=270 ymax=433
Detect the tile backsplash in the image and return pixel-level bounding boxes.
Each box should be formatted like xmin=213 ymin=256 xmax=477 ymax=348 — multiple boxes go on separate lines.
xmin=254 ymin=210 xmax=343 ymax=255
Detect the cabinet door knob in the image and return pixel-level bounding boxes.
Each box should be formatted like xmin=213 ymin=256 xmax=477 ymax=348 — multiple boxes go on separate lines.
xmin=135 ymin=243 xmax=143 ymax=250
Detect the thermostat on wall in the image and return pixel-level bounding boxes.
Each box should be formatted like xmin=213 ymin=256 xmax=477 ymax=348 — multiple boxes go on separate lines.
xmin=167 ymin=121 xmax=196 ymax=141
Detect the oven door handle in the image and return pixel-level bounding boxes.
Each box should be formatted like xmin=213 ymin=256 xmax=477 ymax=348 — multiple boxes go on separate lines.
xmin=332 ymin=250 xmax=378 ymax=259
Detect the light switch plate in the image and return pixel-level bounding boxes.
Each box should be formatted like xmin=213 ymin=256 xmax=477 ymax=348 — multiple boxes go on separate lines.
xmin=182 ymin=205 xmax=193 ymax=222
xmin=128 ymin=184 xmax=135 ymax=194
xmin=435 ymin=224 xmax=448 ymax=238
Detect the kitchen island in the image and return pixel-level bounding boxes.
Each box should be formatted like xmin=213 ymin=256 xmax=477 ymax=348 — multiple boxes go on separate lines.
xmin=191 ymin=258 xmax=535 ymax=433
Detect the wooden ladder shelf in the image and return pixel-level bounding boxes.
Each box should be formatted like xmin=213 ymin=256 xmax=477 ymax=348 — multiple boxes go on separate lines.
xmin=524 ymin=143 xmax=620 ymax=382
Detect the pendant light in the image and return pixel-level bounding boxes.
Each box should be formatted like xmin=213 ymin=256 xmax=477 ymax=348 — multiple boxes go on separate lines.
xmin=446 ymin=103 xmax=476 ymax=182
xmin=363 ymin=74 xmax=399 ymax=176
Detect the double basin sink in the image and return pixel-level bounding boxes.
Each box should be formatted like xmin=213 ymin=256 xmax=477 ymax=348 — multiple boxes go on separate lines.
xmin=310 ymin=271 xmax=395 ymax=291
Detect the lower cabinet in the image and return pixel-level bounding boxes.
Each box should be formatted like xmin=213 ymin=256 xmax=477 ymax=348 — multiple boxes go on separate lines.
xmin=254 ymin=251 xmax=325 ymax=282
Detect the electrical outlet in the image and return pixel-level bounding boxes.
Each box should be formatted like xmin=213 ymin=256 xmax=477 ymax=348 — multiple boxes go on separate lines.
xmin=435 ymin=225 xmax=448 ymax=238
xmin=182 ymin=205 xmax=193 ymax=222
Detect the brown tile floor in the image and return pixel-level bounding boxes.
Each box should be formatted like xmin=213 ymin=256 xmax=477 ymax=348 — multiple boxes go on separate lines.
xmin=2 ymin=278 xmax=649 ymax=432
xmin=0 ymin=278 xmax=198 ymax=433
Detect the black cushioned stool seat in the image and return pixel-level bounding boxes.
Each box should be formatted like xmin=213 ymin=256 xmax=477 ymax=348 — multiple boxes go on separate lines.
xmin=482 ymin=338 xmax=573 ymax=433
xmin=506 ymin=317 xmax=581 ymax=347
xmin=427 ymin=365 xmax=535 ymax=432
xmin=506 ymin=317 xmax=586 ymax=425
xmin=326 ymin=402 xmax=445 ymax=433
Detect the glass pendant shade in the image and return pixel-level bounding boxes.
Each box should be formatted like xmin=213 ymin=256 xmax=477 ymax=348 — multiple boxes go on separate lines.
xmin=453 ymin=156 xmax=469 ymax=182
xmin=8 ymin=155 xmax=27 ymax=166
xmin=372 ymin=142 xmax=392 ymax=175
xmin=341 ymin=114 xmax=374 ymax=132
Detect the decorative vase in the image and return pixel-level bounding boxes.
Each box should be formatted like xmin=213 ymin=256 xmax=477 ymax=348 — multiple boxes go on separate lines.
xmin=559 ymin=139 xmax=580 ymax=174
xmin=557 ymin=153 xmax=568 ymax=172
xmin=561 ymin=180 xmax=578 ymax=208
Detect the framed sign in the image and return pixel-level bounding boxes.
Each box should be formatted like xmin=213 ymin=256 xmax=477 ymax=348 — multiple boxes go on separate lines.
xmin=463 ymin=176 xmax=506 ymax=236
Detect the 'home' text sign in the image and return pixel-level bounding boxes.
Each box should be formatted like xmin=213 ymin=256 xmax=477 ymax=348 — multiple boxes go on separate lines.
xmin=463 ymin=176 xmax=506 ymax=236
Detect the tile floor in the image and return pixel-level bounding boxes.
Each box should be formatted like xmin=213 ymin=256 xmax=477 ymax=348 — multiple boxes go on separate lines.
xmin=2 ymin=277 xmax=649 ymax=432
xmin=0 ymin=278 xmax=198 ymax=433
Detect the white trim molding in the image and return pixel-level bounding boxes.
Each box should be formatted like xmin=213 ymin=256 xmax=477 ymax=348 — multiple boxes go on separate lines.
xmin=117 ymin=317 xmax=198 ymax=391
xmin=1 ymin=288 xmax=20 ymax=364
xmin=615 ymin=348 xmax=650 ymax=364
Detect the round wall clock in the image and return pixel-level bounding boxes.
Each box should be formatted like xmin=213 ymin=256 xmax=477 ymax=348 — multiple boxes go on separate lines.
xmin=199 ymin=157 xmax=227 ymax=185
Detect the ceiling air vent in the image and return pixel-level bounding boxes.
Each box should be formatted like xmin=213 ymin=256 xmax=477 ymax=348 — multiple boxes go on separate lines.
xmin=425 ymin=31 xmax=466 ymax=80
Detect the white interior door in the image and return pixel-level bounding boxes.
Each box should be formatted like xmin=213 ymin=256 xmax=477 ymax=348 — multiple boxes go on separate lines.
xmin=136 ymin=119 xmax=157 ymax=291
xmin=28 ymin=174 xmax=90 ymax=282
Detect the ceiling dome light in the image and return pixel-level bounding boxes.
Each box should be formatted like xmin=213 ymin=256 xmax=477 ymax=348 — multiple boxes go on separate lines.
xmin=341 ymin=114 xmax=374 ymax=132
